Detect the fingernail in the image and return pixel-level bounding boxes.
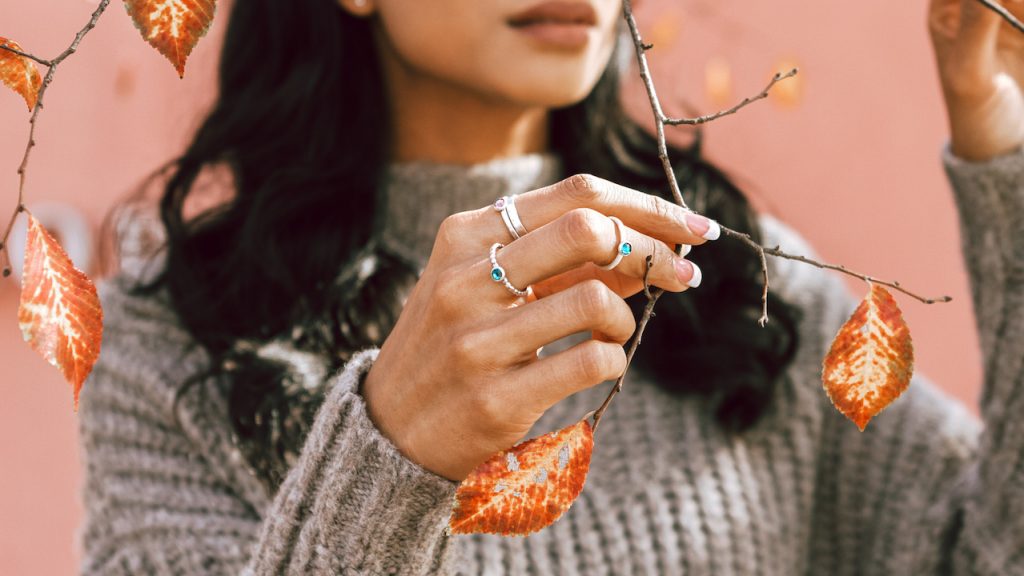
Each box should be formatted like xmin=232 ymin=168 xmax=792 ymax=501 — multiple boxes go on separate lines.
xmin=674 ymin=258 xmax=702 ymax=288
xmin=682 ymin=244 xmax=692 ymax=257
xmin=684 ymin=213 xmax=721 ymax=241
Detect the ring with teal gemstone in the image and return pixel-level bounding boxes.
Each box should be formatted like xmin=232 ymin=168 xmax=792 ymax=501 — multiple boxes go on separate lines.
xmin=489 ymin=242 xmax=529 ymax=297
xmin=598 ymin=216 xmax=632 ymax=271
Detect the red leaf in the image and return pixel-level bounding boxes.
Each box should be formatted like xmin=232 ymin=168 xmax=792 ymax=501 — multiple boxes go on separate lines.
xmin=18 ymin=213 xmax=103 ymax=410
xmin=0 ymin=37 xmax=42 ymax=110
xmin=449 ymin=419 xmax=594 ymax=536
xmin=822 ymin=283 xmax=914 ymax=430
xmin=123 ymin=0 xmax=217 ymax=78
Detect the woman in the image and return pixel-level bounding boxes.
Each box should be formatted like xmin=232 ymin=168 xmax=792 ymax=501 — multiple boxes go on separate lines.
xmin=79 ymin=0 xmax=1023 ymax=573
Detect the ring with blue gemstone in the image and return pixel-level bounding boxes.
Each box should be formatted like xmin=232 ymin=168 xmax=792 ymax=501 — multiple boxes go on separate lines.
xmin=489 ymin=242 xmax=530 ymax=298
xmin=598 ymin=216 xmax=631 ymax=271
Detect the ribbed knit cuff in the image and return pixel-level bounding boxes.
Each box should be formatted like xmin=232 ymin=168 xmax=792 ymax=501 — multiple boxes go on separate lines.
xmin=942 ymin=142 xmax=1024 ymax=267
xmin=247 ymin=347 xmax=459 ymax=575
xmin=318 ymin=347 xmax=459 ymax=573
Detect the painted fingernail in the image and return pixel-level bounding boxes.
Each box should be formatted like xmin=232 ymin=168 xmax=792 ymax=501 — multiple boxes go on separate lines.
xmin=674 ymin=258 xmax=702 ymax=288
xmin=682 ymin=244 xmax=692 ymax=257
xmin=685 ymin=213 xmax=721 ymax=241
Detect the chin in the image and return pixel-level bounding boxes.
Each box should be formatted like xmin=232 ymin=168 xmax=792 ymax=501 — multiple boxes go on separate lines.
xmin=486 ymin=53 xmax=611 ymax=108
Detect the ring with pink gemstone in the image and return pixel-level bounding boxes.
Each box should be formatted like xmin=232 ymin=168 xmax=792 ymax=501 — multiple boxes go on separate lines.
xmin=492 ymin=195 xmax=529 ymax=241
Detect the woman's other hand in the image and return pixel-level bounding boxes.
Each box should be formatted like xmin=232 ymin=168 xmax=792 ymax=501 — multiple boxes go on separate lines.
xmin=930 ymin=0 xmax=1024 ymax=161
xmin=360 ymin=174 xmax=718 ymax=481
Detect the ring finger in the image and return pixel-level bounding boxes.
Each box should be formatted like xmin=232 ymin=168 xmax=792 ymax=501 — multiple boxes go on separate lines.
xmin=479 ymin=207 xmax=702 ymax=303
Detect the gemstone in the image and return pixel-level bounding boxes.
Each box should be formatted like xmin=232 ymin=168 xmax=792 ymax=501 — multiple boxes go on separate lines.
xmin=620 ymin=242 xmax=632 ymax=255
xmin=494 ymin=198 xmax=506 ymax=210
xmin=491 ymin=267 xmax=505 ymax=281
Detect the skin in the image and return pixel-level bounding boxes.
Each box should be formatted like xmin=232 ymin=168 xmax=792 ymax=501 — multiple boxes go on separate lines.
xmin=338 ymin=0 xmax=1024 ymax=481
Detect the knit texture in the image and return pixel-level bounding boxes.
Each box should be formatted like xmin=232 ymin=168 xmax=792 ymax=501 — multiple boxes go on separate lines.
xmin=77 ymin=145 xmax=1024 ymax=575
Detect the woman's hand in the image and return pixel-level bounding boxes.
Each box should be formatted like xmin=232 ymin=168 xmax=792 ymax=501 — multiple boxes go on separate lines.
xmin=930 ymin=0 xmax=1024 ymax=161
xmin=360 ymin=174 xmax=717 ymax=481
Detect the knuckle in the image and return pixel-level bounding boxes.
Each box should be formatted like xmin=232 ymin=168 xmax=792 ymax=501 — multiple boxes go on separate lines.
xmin=576 ymin=340 xmax=623 ymax=383
xmin=563 ymin=207 xmax=610 ymax=254
xmin=649 ymin=195 xmax=676 ymax=225
xmin=469 ymin=389 xmax=504 ymax=423
xmin=612 ymin=302 xmax=638 ymax=344
xmin=574 ymin=278 xmax=614 ymax=319
xmin=434 ymin=270 xmax=467 ymax=316
xmin=435 ymin=214 xmax=464 ymax=253
xmin=450 ymin=329 xmax=484 ymax=368
xmin=563 ymin=173 xmax=604 ymax=202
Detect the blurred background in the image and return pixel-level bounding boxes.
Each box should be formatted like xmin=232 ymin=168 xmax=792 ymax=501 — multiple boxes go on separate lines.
xmin=0 ymin=0 xmax=981 ymax=573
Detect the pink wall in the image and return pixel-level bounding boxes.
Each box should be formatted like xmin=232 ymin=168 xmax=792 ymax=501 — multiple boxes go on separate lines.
xmin=0 ymin=0 xmax=980 ymax=573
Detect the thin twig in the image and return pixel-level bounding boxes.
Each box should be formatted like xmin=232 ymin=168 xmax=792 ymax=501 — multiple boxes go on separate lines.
xmin=592 ymin=255 xmax=661 ymax=432
xmin=0 ymin=44 xmax=52 ymax=67
xmin=592 ymin=0 xmax=951 ymax=428
xmin=0 ymin=0 xmax=111 ymax=277
xmin=665 ymin=69 xmax=798 ymax=126
xmin=978 ymin=0 xmax=1024 ymax=34
xmin=622 ymin=0 xmax=687 ymax=209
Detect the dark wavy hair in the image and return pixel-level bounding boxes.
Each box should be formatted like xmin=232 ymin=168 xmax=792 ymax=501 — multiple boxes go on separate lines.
xmin=101 ymin=0 xmax=801 ymax=488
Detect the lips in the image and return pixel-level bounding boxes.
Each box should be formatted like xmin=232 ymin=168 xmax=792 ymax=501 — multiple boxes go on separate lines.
xmin=507 ymin=1 xmax=597 ymax=49
xmin=507 ymin=1 xmax=598 ymax=28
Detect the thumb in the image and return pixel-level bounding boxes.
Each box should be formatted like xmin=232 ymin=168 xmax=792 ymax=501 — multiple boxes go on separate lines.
xmin=957 ymin=0 xmax=1002 ymax=75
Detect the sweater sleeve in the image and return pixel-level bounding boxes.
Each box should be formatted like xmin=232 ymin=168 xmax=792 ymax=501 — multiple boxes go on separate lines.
xmin=940 ymin=143 xmax=1024 ymax=573
xmin=78 ymin=282 xmax=460 ymax=575
xmin=774 ymin=143 xmax=1024 ymax=574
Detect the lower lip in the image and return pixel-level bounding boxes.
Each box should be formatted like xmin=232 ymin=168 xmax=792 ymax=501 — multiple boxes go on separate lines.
xmin=510 ymin=22 xmax=592 ymax=49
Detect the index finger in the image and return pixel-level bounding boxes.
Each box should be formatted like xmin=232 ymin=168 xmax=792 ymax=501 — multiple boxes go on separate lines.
xmin=481 ymin=173 xmax=720 ymax=248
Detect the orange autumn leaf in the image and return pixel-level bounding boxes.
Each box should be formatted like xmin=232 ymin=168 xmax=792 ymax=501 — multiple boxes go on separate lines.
xmin=18 ymin=213 xmax=103 ymax=410
xmin=123 ymin=0 xmax=217 ymax=78
xmin=822 ymin=283 xmax=914 ymax=430
xmin=449 ymin=419 xmax=594 ymax=536
xmin=0 ymin=36 xmax=42 ymax=111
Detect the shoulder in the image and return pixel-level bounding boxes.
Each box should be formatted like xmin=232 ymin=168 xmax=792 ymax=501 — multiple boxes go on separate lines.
xmin=81 ymin=272 xmax=209 ymax=424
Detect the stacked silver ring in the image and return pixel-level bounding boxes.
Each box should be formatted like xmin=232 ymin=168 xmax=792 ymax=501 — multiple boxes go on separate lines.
xmin=489 ymin=242 xmax=530 ymax=297
xmin=493 ymin=195 xmax=529 ymax=240
xmin=598 ymin=216 xmax=632 ymax=271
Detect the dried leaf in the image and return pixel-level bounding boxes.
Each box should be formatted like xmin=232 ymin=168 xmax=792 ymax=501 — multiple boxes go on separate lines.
xmin=123 ymin=0 xmax=217 ymax=78
xmin=0 ymin=37 xmax=42 ymax=110
xmin=449 ymin=419 xmax=594 ymax=536
xmin=822 ymin=283 xmax=914 ymax=430
xmin=18 ymin=213 xmax=103 ymax=410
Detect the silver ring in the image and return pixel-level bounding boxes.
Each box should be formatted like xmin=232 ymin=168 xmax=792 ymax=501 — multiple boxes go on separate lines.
xmin=598 ymin=216 xmax=632 ymax=271
xmin=493 ymin=195 xmax=529 ymax=241
xmin=489 ymin=242 xmax=530 ymax=297
xmin=504 ymin=194 xmax=529 ymax=238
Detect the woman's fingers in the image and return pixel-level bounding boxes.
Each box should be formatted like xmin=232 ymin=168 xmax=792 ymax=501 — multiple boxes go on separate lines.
xmin=476 ymin=279 xmax=637 ymax=366
xmin=507 ymin=337 xmax=628 ymax=411
xmin=443 ymin=173 xmax=718 ymax=263
xmin=514 ymin=174 xmax=720 ymax=246
xmin=477 ymin=207 xmax=702 ymax=303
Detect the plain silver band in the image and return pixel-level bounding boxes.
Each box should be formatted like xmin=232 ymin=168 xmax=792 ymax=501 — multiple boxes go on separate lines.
xmin=504 ymin=194 xmax=529 ymax=238
xmin=598 ymin=216 xmax=627 ymax=271
xmin=489 ymin=242 xmax=530 ymax=297
xmin=500 ymin=207 xmax=520 ymax=240
xmin=494 ymin=196 xmax=520 ymax=240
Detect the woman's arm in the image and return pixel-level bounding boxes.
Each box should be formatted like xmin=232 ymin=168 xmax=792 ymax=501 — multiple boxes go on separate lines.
xmin=927 ymin=2 xmax=1024 ymax=567
xmin=941 ymin=143 xmax=1024 ymax=572
xmin=78 ymin=279 xmax=460 ymax=575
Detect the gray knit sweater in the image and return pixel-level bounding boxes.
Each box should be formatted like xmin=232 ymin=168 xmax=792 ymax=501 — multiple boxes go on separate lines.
xmin=78 ymin=144 xmax=1024 ymax=575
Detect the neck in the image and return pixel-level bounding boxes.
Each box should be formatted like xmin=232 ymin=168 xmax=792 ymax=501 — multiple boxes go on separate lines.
xmin=374 ymin=27 xmax=550 ymax=165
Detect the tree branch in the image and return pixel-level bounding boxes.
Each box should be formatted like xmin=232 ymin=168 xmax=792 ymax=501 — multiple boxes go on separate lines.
xmin=592 ymin=0 xmax=951 ymax=429
xmin=978 ymin=0 xmax=1024 ymax=35
xmin=0 ymin=0 xmax=112 ymax=277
